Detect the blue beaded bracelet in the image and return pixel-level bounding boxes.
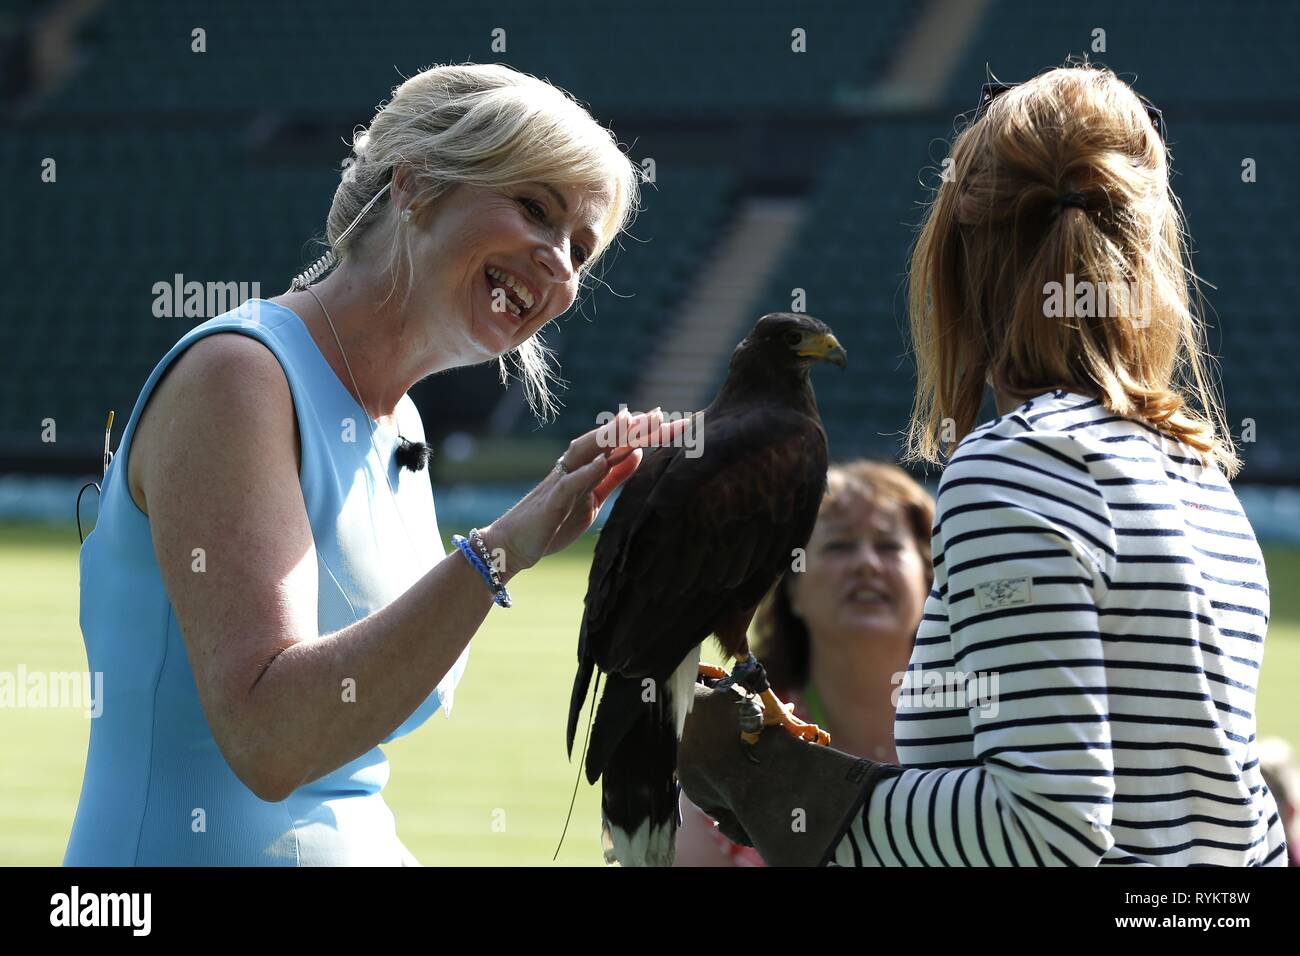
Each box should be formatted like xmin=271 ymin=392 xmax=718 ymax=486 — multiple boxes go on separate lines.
xmin=452 ymin=534 xmax=512 ymax=608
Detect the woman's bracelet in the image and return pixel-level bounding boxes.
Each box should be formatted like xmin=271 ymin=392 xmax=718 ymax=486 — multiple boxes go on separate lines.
xmin=451 ymin=530 xmax=512 ymax=608
xmin=467 ymin=528 xmax=504 ymax=583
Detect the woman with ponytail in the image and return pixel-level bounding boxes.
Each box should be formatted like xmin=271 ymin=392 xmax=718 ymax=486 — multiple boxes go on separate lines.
xmin=678 ymin=62 xmax=1287 ymax=867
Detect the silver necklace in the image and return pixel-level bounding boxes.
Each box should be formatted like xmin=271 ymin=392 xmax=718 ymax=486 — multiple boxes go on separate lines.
xmin=302 ymin=284 xmax=407 ymax=510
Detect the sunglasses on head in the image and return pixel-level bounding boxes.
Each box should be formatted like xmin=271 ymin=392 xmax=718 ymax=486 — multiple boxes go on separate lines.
xmin=972 ymin=80 xmax=1168 ymax=144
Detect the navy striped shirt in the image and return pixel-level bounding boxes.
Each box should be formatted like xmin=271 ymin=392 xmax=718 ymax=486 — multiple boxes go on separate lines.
xmin=831 ymin=389 xmax=1288 ymax=866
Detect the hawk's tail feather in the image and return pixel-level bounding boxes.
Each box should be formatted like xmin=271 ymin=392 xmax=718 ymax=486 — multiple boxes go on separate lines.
xmin=598 ymin=681 xmax=681 ymax=867
xmin=566 ymin=650 xmax=595 ymax=757
xmin=585 ymin=671 xmax=643 ymax=785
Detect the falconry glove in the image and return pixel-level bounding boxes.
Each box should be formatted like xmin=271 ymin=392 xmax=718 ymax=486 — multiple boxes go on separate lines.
xmin=678 ymin=682 xmax=901 ymax=866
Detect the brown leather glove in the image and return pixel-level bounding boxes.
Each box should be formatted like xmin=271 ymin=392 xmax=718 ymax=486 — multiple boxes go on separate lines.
xmin=678 ymin=682 xmax=900 ymax=866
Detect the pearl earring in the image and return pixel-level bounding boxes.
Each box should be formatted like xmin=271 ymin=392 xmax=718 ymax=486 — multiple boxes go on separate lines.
xmin=401 ymin=208 xmax=412 ymax=223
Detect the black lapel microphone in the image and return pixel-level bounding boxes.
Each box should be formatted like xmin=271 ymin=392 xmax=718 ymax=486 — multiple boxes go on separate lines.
xmin=395 ymin=437 xmax=432 ymax=472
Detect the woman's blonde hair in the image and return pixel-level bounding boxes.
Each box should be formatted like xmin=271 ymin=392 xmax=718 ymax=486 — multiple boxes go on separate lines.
xmin=321 ymin=62 xmax=641 ymax=421
xmin=904 ymin=61 xmax=1239 ymax=477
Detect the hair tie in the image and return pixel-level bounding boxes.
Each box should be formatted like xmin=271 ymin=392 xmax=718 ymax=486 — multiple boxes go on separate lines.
xmin=1057 ymin=191 xmax=1088 ymax=210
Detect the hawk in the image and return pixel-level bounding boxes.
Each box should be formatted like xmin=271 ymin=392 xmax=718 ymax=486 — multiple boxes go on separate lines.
xmin=567 ymin=312 xmax=847 ymax=866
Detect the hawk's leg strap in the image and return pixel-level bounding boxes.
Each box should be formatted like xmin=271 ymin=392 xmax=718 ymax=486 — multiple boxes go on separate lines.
xmin=728 ymin=654 xmax=771 ymax=696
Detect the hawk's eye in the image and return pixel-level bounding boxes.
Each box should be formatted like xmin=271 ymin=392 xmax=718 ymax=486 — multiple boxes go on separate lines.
xmin=784 ymin=331 xmax=802 ymax=347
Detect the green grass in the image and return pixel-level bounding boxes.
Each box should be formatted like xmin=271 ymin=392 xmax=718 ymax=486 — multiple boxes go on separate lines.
xmin=2 ymin=523 xmax=1298 ymax=865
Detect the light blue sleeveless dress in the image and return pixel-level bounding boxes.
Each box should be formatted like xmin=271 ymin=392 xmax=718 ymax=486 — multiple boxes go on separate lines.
xmin=64 ymin=298 xmax=470 ymax=865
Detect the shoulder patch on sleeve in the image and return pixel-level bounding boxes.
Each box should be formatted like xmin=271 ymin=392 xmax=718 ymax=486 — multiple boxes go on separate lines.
xmin=975 ymin=576 xmax=1033 ymax=610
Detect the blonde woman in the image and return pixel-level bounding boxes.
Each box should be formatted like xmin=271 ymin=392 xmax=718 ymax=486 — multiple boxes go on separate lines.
xmin=676 ymin=460 xmax=933 ymax=866
xmin=679 ymin=63 xmax=1288 ymax=867
xmin=65 ymin=63 xmax=655 ymax=865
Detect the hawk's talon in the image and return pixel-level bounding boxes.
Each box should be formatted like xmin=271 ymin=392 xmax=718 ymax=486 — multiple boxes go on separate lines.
xmin=696 ymin=663 xmax=730 ymax=686
xmin=735 ymin=687 xmax=831 ymax=747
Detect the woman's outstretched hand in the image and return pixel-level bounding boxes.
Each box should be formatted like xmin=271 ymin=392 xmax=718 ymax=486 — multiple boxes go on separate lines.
xmin=480 ymin=407 xmax=687 ymax=580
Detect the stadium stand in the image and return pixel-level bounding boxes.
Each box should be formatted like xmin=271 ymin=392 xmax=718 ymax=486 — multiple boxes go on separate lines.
xmin=3 ymin=0 xmax=1298 ymax=487
xmin=39 ymin=0 xmax=915 ymax=118
xmin=743 ymin=120 xmax=955 ymax=462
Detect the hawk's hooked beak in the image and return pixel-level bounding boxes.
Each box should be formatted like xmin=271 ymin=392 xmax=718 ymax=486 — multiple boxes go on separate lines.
xmin=797 ymin=332 xmax=848 ymax=368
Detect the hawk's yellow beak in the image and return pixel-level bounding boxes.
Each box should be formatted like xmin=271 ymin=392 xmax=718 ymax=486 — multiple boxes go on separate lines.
xmin=796 ymin=332 xmax=848 ymax=368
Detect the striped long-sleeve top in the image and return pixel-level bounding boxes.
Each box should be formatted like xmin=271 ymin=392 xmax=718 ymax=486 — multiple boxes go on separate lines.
xmin=830 ymin=389 xmax=1288 ymax=866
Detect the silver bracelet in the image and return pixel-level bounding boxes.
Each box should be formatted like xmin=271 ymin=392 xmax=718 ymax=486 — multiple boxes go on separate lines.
xmin=468 ymin=528 xmax=508 ymax=596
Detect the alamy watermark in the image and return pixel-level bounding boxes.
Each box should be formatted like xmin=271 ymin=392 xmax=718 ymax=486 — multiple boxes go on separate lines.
xmin=152 ymin=274 xmax=261 ymax=320
xmin=595 ymin=405 xmax=704 ymax=458
xmin=1043 ymin=273 xmax=1151 ymax=329
xmin=0 ymin=665 xmax=103 ymax=717
xmin=50 ymin=886 xmax=150 ymax=935
xmin=891 ymin=664 xmax=999 ymax=718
